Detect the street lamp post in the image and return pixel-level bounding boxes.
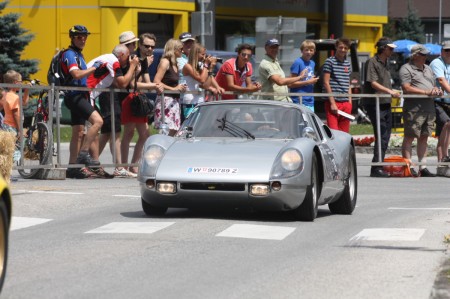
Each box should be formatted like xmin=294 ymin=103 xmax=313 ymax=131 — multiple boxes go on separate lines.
xmin=439 ymin=0 xmax=442 ymax=44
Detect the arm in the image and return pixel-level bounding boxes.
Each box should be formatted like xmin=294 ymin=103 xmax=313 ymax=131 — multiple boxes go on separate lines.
xmin=12 ymin=108 xmax=20 ymax=133
xmin=269 ymin=71 xmax=305 ymax=86
xmin=371 ymin=81 xmax=400 ymax=97
xmin=322 ymin=71 xmax=338 ymax=113
xmin=401 ymin=82 xmax=441 ymax=96
xmin=437 ymin=77 xmax=450 ymax=94
xmin=288 ymin=69 xmax=318 ymax=88
xmin=69 ymin=67 xmax=97 ymax=80
xmin=154 ymin=58 xmax=186 ymax=92
xmin=115 ymin=56 xmax=140 ymax=88
xmin=182 ymin=63 xmax=209 ymax=84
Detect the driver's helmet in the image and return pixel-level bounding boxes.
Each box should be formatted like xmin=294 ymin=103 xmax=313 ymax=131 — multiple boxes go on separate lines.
xmin=69 ymin=25 xmax=90 ymax=37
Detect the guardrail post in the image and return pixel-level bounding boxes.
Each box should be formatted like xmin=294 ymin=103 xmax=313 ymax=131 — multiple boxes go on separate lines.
xmin=109 ymin=88 xmax=116 ymax=164
xmin=375 ymin=95 xmax=382 ymax=164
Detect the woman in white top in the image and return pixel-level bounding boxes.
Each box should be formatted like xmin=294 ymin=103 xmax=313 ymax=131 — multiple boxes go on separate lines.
xmin=182 ymin=43 xmax=222 ymax=117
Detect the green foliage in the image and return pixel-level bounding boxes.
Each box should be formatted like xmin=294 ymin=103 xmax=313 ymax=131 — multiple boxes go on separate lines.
xmin=0 ymin=0 xmax=39 ymax=80
xmin=395 ymin=0 xmax=425 ymax=43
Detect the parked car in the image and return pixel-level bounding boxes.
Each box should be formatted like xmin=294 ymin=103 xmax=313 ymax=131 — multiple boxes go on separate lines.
xmin=138 ymin=99 xmax=357 ymax=221
xmin=0 ymin=175 xmax=12 ymax=293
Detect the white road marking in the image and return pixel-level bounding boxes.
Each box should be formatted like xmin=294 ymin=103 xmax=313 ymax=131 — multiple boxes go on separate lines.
xmin=112 ymin=195 xmax=140 ymax=198
xmin=389 ymin=207 xmax=450 ymax=210
xmin=349 ymin=228 xmax=425 ymax=242
xmin=216 ymin=224 xmax=296 ymax=240
xmin=85 ymin=222 xmax=175 ymax=234
xmin=16 ymin=190 xmax=83 ymax=195
xmin=11 ymin=217 xmax=53 ymax=231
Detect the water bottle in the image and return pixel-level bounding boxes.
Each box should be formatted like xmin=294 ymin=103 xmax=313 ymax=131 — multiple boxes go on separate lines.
xmin=159 ymin=123 xmax=169 ymax=135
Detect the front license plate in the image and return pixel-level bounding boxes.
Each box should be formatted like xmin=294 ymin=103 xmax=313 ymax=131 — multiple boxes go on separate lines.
xmin=187 ymin=167 xmax=238 ymax=174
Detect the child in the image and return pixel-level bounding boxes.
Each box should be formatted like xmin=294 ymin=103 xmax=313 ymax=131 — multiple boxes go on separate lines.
xmin=1 ymin=70 xmax=30 ymax=136
xmin=288 ymin=40 xmax=319 ymax=111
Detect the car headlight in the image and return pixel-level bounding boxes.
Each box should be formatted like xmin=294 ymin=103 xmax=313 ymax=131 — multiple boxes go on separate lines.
xmin=143 ymin=145 xmax=165 ymax=177
xmin=270 ymin=149 xmax=304 ymax=179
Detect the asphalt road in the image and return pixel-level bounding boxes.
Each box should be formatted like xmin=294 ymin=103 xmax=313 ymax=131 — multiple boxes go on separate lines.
xmin=3 ymin=150 xmax=450 ymax=299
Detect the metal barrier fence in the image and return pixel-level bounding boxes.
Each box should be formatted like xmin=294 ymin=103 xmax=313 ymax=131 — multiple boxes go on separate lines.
xmin=1 ymin=82 xmax=449 ymax=173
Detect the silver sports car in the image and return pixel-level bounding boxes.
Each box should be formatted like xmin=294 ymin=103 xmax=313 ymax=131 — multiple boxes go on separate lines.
xmin=138 ymin=100 xmax=357 ymax=221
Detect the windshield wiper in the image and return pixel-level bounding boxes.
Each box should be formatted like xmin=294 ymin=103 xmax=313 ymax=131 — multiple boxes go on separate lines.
xmin=217 ymin=117 xmax=255 ymax=140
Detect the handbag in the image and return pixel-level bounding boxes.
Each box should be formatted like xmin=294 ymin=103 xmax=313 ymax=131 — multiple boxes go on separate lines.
xmin=129 ymin=70 xmax=154 ymax=117
xmin=130 ymin=92 xmax=154 ymax=117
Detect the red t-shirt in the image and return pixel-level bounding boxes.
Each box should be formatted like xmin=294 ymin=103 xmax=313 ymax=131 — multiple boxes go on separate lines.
xmin=215 ymin=58 xmax=253 ymax=100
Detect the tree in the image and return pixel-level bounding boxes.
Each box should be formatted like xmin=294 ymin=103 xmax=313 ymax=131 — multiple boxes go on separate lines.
xmin=0 ymin=0 xmax=39 ymax=80
xmin=395 ymin=0 xmax=425 ymax=43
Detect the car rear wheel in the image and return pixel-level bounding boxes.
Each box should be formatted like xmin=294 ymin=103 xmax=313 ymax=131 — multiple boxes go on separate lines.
xmin=329 ymin=147 xmax=357 ymax=214
xmin=294 ymin=155 xmax=319 ymax=221
xmin=141 ymin=198 xmax=168 ymax=216
xmin=0 ymin=200 xmax=9 ymax=292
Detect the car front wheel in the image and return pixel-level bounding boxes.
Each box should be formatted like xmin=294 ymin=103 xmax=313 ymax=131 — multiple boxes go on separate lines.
xmin=294 ymin=154 xmax=319 ymax=221
xmin=141 ymin=198 xmax=168 ymax=216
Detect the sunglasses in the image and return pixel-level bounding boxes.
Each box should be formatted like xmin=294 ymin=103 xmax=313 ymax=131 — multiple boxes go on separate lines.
xmin=240 ymin=53 xmax=252 ymax=58
xmin=73 ymin=35 xmax=88 ymax=40
xmin=418 ymin=53 xmax=427 ymax=57
xmin=142 ymin=44 xmax=155 ymax=49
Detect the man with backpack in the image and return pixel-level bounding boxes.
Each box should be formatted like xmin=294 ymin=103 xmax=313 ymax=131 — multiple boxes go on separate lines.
xmin=58 ymin=25 xmax=104 ymax=179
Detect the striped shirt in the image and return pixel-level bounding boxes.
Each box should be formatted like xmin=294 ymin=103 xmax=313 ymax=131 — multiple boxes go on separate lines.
xmin=322 ymin=56 xmax=351 ymax=101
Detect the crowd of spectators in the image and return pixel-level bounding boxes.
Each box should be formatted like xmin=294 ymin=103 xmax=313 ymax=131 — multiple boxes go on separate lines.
xmin=1 ymin=26 xmax=449 ymax=179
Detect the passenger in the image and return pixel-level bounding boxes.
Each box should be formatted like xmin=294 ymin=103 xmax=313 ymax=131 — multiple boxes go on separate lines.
xmin=399 ymin=44 xmax=443 ymax=177
xmin=86 ymin=43 xmax=140 ymax=178
xmin=288 ymin=40 xmax=319 ymax=111
xmin=322 ymin=37 xmax=353 ymax=133
xmin=215 ymin=43 xmax=261 ymax=99
xmin=121 ymin=32 xmax=163 ymax=175
xmin=153 ymin=38 xmax=187 ymax=136
xmin=362 ymin=37 xmax=401 ymax=178
xmin=258 ymin=38 xmax=306 ymax=101
xmin=429 ymin=40 xmax=450 ymax=177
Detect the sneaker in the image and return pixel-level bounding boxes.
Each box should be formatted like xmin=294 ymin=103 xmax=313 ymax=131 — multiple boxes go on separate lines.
xmin=76 ymin=151 xmax=100 ymax=167
xmin=409 ymin=167 xmax=419 ymax=177
xmin=113 ymin=168 xmax=138 ymax=178
xmin=66 ymin=167 xmax=94 ymax=179
xmin=419 ymin=168 xmax=436 ymax=177
xmin=88 ymin=167 xmax=114 ymax=179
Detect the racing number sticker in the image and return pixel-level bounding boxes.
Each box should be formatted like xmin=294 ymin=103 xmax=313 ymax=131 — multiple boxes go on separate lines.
xmin=187 ymin=167 xmax=238 ymax=174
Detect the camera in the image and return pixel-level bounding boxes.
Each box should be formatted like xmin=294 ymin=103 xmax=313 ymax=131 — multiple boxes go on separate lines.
xmin=216 ymin=58 xmax=223 ymax=63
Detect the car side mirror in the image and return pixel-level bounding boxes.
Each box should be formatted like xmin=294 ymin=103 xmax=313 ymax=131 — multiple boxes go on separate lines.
xmin=302 ymin=126 xmax=317 ymax=140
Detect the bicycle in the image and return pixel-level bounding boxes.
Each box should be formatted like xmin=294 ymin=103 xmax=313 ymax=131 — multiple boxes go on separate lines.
xmin=17 ymin=79 xmax=53 ymax=179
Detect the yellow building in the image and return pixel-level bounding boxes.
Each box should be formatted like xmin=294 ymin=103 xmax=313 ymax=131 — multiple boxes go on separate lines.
xmin=2 ymin=0 xmax=387 ymax=82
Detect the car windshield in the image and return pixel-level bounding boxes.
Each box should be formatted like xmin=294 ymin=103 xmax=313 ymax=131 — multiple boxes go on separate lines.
xmin=181 ymin=103 xmax=306 ymax=139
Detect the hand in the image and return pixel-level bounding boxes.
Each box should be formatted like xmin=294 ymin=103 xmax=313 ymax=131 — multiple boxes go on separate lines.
xmin=309 ymin=76 xmax=319 ymax=85
xmin=130 ymin=55 xmax=140 ymax=67
xmin=177 ymin=84 xmax=187 ymax=92
xmin=299 ymin=69 xmax=308 ymax=80
xmin=330 ymin=101 xmax=338 ymax=115
xmin=92 ymin=60 xmax=103 ymax=69
xmin=155 ymin=83 xmax=164 ymax=93
xmin=390 ymin=89 xmax=401 ymax=98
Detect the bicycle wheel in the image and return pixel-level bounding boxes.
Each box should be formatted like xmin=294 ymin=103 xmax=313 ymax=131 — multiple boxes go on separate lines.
xmin=18 ymin=122 xmax=53 ymax=179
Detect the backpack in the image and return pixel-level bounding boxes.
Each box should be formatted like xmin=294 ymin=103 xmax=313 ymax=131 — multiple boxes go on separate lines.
xmin=47 ymin=48 xmax=73 ymax=86
xmin=383 ymin=156 xmax=414 ymax=177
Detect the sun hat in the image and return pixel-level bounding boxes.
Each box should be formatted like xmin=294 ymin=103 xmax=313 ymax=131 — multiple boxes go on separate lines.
xmin=119 ymin=31 xmax=139 ymax=45
xmin=411 ymin=44 xmax=430 ymax=56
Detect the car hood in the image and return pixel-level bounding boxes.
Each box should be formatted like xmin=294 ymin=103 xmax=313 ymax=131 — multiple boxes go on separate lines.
xmin=156 ymin=138 xmax=289 ymax=182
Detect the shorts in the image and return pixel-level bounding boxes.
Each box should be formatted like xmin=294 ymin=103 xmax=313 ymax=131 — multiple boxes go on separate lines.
xmin=121 ymin=92 xmax=148 ymax=124
xmin=64 ymin=92 xmax=95 ymax=126
xmin=403 ymin=110 xmax=436 ymax=138
xmin=98 ymin=92 xmax=121 ymax=134
xmin=435 ymin=102 xmax=450 ymax=136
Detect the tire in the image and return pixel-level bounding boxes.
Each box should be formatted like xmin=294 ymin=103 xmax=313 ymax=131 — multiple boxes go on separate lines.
xmin=293 ymin=155 xmax=319 ymax=221
xmin=141 ymin=198 xmax=168 ymax=216
xmin=18 ymin=122 xmax=53 ymax=179
xmin=329 ymin=147 xmax=358 ymax=214
xmin=0 ymin=200 xmax=9 ymax=293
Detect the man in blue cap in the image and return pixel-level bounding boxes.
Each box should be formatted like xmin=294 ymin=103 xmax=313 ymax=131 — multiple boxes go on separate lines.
xmin=258 ymin=38 xmax=305 ymax=101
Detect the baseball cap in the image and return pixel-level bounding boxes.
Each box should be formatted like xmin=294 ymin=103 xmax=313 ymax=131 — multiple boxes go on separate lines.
xmin=179 ymin=32 xmax=195 ymax=42
xmin=376 ymin=39 xmax=397 ymax=49
xmin=119 ymin=31 xmax=139 ymax=45
xmin=411 ymin=44 xmax=430 ymax=56
xmin=265 ymin=38 xmax=280 ymax=47
xmin=441 ymin=40 xmax=450 ymax=50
